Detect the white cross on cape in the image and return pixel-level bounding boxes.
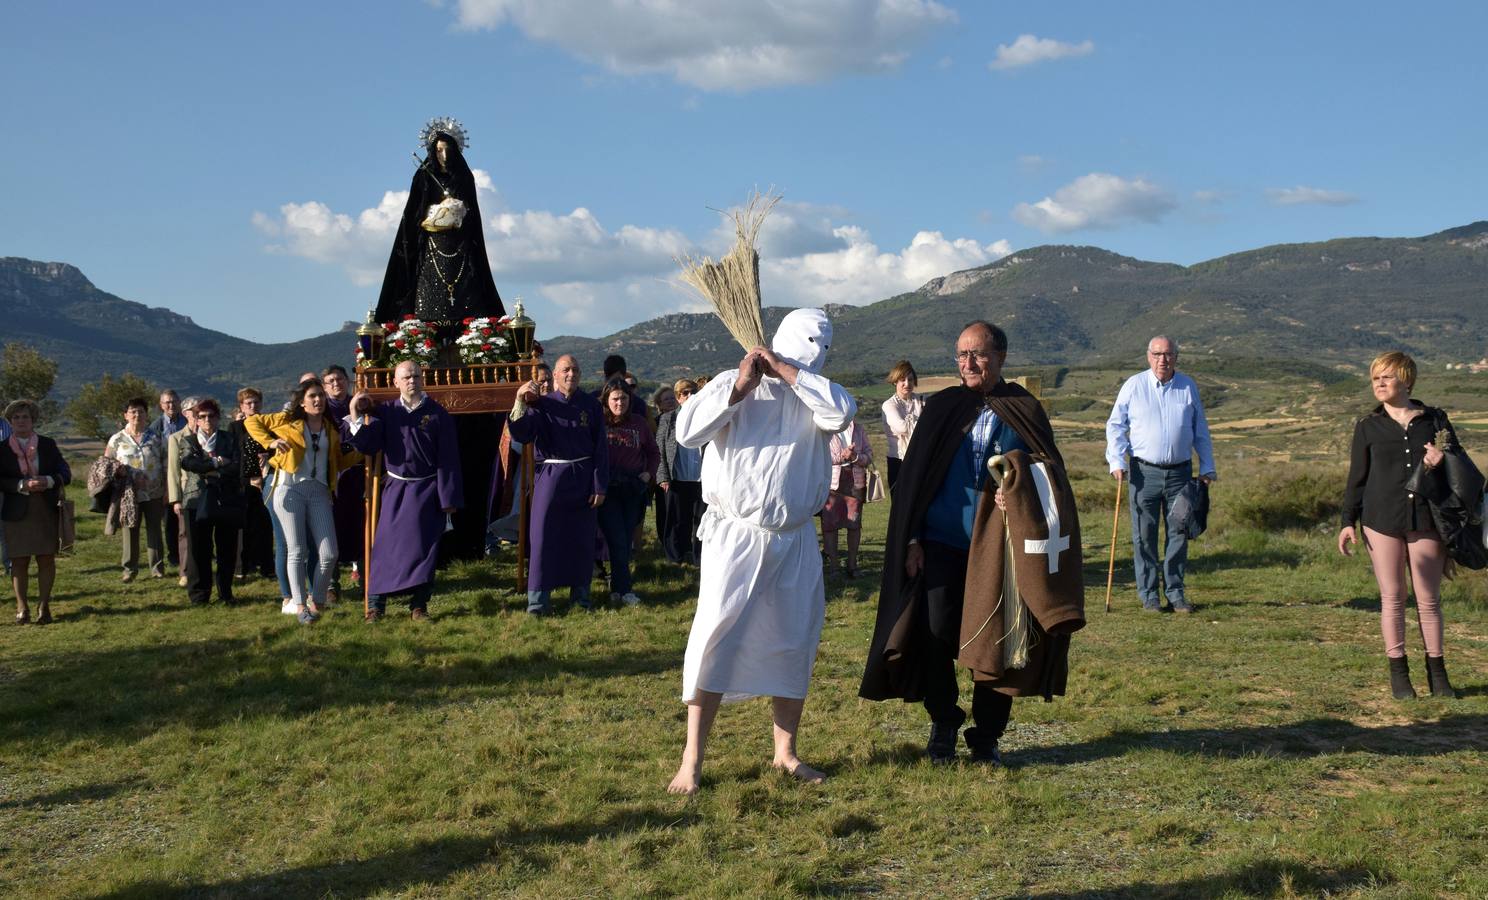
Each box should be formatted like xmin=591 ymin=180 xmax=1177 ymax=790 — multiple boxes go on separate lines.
xmin=1022 ymin=461 xmax=1070 ymax=574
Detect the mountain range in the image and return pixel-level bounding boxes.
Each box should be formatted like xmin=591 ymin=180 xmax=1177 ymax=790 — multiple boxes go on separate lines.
xmin=4 ymin=220 xmax=1485 ymax=402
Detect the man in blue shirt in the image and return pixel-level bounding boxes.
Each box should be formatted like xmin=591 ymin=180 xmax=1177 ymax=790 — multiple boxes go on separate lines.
xmin=150 ymin=390 xmax=190 ymax=571
xmin=1105 ymin=336 xmax=1217 ymax=613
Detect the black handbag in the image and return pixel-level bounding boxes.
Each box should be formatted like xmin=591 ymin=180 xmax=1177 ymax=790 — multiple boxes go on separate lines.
xmin=193 ymin=479 xmax=244 ymax=527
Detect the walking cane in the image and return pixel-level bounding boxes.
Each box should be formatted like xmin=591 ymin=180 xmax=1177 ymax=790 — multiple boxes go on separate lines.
xmin=1105 ymin=474 xmax=1124 ymax=612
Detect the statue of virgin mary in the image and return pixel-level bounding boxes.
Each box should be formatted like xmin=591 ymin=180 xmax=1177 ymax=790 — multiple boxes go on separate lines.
xmin=375 ymin=117 xmax=504 ymax=325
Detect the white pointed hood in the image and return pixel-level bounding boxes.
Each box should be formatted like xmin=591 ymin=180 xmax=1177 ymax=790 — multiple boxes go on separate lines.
xmin=771 ymin=308 xmax=832 ymax=375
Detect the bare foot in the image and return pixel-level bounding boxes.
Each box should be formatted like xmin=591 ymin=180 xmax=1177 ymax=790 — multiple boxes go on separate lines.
xmin=668 ymin=756 xmax=701 ymax=795
xmin=773 ymin=756 xmax=826 ymax=784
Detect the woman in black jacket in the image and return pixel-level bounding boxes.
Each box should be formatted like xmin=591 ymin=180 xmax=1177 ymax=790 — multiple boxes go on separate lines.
xmin=1337 ymin=351 xmax=1458 ymax=699
xmin=1 ymin=400 xmax=72 ymax=625
xmin=177 ymin=398 xmax=243 ymax=605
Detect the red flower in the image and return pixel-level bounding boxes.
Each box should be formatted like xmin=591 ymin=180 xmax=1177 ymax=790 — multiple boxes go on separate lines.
xmin=402 ymin=314 xmax=416 ymax=321
xmin=481 ymin=328 xmax=491 ymax=337
xmin=463 ymin=317 xmax=475 ymax=325
xmin=383 ymin=323 xmax=397 ymax=333
xmin=481 ymin=343 xmax=492 ymax=351
xmin=423 ymin=339 xmax=434 ymax=348
xmin=394 ymin=340 xmax=406 ymax=349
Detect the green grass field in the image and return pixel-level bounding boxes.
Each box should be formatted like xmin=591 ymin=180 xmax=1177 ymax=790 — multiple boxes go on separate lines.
xmin=4 ymin=371 xmax=1487 ymax=898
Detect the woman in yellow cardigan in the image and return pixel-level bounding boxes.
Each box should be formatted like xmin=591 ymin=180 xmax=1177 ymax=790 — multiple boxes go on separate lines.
xmin=245 ymin=380 xmax=361 ymax=624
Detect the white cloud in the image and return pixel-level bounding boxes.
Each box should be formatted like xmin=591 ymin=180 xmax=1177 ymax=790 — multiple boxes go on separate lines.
xmin=449 ymin=0 xmax=956 ymax=90
xmin=1266 ymin=186 xmax=1359 ymax=206
xmin=1191 ymin=189 xmax=1228 ymax=205
xmin=1012 ymin=173 xmax=1177 ymax=233
xmin=764 ymin=227 xmax=1012 ymax=306
xmin=487 ymin=207 xmax=690 ymax=281
xmin=989 ymin=34 xmax=1094 ymax=71
xmin=251 ymin=192 xmax=407 ymax=286
xmin=1017 ymin=154 xmax=1049 ymax=173
xmin=704 ymin=199 xmax=852 ymax=259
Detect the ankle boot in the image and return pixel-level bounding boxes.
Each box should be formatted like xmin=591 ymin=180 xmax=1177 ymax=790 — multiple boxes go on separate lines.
xmin=1388 ymin=656 xmax=1416 ymax=700
xmin=926 ymin=710 xmax=965 ymax=764
xmin=1425 ymin=656 xmax=1458 ymax=699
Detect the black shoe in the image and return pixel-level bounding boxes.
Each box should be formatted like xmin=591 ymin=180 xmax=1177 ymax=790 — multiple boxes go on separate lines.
xmin=1388 ymin=656 xmax=1417 ymax=700
xmin=1425 ymin=656 xmax=1458 ymax=699
xmin=926 ymin=712 xmax=965 ymax=764
xmin=968 ymin=745 xmax=1002 ymax=766
xmin=963 ymin=725 xmax=1004 ymax=765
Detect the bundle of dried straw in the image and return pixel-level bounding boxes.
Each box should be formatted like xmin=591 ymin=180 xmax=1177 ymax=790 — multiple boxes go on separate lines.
xmin=676 ymin=192 xmax=779 ymax=352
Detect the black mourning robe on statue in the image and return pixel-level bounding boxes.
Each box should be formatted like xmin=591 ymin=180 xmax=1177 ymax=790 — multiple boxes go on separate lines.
xmin=860 ymin=380 xmax=1076 ymax=703
xmin=375 ymin=137 xmax=503 ymax=325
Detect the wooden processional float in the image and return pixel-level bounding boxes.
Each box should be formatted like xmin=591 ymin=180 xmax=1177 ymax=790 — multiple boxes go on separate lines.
xmin=352 ymin=303 xmax=541 ymax=614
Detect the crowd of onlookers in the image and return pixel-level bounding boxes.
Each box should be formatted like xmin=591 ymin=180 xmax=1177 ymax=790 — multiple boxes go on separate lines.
xmin=1 ymin=353 xmax=923 ymax=625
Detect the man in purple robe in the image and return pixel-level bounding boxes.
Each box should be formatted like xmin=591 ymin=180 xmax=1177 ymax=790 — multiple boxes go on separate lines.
xmin=510 ymin=354 xmax=608 ymax=615
xmin=345 ymin=361 xmax=462 ymax=621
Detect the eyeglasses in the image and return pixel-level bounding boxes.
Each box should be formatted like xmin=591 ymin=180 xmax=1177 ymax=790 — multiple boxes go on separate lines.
xmin=196 ymin=412 xmax=219 ymax=420
xmin=955 ymin=350 xmax=996 ymax=363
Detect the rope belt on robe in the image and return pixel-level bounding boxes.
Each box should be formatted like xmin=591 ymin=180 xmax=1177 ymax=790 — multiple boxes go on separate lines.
xmin=696 ymin=507 xmax=800 ymax=540
xmin=540 ymin=457 xmax=591 ymax=465
xmin=386 ymin=471 xmax=436 ymax=482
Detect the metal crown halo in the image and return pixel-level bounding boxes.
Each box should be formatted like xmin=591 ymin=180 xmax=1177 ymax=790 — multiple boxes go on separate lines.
xmin=418 ymin=116 xmax=470 ymax=152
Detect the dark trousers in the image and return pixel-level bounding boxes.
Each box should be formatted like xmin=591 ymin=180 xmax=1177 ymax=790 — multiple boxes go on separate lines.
xmin=239 ymin=487 xmax=274 ymax=578
xmin=164 ymin=503 xmax=181 ymax=568
xmin=597 ymin=476 xmax=648 ymax=595
xmin=663 ymin=480 xmax=704 ymax=564
xmin=371 ymin=582 xmax=433 ymax=614
xmin=919 ymin=540 xmax=1013 ymax=749
xmin=185 ymin=509 xmax=239 ymax=604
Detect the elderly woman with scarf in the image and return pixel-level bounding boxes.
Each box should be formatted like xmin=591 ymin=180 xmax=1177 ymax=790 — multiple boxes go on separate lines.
xmin=1 ymin=400 xmax=72 ymax=625
xmin=175 ymin=398 xmax=244 ymax=606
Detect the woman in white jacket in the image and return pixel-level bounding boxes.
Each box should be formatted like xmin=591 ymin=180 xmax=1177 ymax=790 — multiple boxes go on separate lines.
xmin=881 ymin=360 xmax=924 ymax=491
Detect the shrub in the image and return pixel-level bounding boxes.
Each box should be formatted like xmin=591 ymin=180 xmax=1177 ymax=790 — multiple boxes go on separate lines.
xmin=1228 ymin=468 xmax=1346 ymax=530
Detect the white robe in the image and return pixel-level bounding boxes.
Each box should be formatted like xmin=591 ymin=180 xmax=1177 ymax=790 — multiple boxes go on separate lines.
xmin=676 ymin=369 xmax=857 ymax=702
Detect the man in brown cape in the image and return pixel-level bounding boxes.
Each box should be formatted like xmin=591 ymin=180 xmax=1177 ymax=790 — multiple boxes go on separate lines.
xmin=860 ymin=321 xmax=1084 ymax=764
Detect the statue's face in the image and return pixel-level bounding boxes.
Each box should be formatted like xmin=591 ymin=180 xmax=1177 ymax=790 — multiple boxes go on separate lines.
xmin=435 ymin=139 xmax=449 ymax=168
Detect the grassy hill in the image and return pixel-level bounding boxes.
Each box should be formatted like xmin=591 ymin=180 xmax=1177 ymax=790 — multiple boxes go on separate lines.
xmin=0 ymin=258 xmax=355 ymax=402
xmin=6 ymin=221 xmax=1486 ymax=404
xmin=552 ymin=222 xmax=1488 ymax=383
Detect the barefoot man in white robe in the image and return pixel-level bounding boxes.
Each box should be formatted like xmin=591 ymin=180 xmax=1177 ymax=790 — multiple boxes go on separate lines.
xmin=667 ymin=308 xmax=857 ymax=795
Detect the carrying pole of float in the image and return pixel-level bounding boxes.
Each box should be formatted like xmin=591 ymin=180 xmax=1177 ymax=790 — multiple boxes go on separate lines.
xmin=364 ymin=451 xmax=383 ymax=617
xmin=516 ymin=442 xmax=534 ymax=593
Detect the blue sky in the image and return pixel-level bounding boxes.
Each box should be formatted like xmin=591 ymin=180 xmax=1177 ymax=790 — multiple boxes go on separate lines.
xmin=3 ymin=1 xmax=1485 ymax=344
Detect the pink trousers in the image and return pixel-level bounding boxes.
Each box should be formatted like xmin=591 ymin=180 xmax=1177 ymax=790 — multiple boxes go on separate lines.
xmin=1362 ymin=527 xmax=1445 ymax=658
